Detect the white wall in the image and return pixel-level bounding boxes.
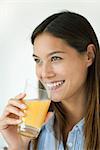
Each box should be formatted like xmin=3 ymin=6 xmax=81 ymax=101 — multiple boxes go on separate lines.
xmin=0 ymin=0 xmax=100 ymax=147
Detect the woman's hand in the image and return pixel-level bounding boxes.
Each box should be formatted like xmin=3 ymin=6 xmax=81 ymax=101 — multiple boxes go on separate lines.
xmin=0 ymin=93 xmax=54 ymax=150
xmin=0 ymin=93 xmax=30 ymax=150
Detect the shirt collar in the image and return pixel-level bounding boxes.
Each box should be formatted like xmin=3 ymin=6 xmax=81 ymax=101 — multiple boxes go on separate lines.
xmin=70 ymin=118 xmax=84 ymax=133
xmin=44 ymin=113 xmax=84 ymax=133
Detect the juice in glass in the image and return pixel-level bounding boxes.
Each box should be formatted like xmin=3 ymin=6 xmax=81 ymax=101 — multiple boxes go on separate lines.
xmin=18 ymin=99 xmax=51 ymax=138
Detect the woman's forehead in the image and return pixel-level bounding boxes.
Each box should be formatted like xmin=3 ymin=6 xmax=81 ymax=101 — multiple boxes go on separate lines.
xmin=33 ymin=33 xmax=73 ymax=55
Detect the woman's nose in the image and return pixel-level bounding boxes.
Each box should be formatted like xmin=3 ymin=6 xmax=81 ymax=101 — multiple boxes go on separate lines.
xmin=41 ymin=63 xmax=55 ymax=79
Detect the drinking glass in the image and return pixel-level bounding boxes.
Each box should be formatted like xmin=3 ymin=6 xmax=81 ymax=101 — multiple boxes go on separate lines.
xmin=18 ymin=79 xmax=51 ymax=139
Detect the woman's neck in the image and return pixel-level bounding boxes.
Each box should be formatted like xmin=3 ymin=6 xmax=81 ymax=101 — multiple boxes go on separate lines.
xmin=62 ymin=87 xmax=86 ymax=129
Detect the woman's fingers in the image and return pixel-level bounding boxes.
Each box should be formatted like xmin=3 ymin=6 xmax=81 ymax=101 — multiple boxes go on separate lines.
xmin=8 ymin=98 xmax=26 ymax=110
xmin=15 ymin=93 xmax=26 ymax=100
xmin=5 ymin=117 xmax=22 ymax=125
xmin=0 ymin=93 xmax=27 ymax=129
xmin=8 ymin=93 xmax=26 ymax=109
xmin=0 ymin=116 xmax=21 ymax=130
xmin=6 ymin=105 xmax=25 ymax=117
xmin=2 ymin=99 xmax=26 ymax=118
xmin=3 ymin=93 xmax=26 ymax=116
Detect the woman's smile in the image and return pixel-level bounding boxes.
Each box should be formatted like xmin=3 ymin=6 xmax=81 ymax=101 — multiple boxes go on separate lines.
xmin=45 ymin=80 xmax=65 ymax=91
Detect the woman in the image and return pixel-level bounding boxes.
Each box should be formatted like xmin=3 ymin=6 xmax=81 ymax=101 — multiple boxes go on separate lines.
xmin=0 ymin=11 xmax=100 ymax=150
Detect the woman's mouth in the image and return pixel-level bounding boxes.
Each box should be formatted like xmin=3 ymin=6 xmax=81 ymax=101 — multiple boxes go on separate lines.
xmin=46 ymin=80 xmax=65 ymax=91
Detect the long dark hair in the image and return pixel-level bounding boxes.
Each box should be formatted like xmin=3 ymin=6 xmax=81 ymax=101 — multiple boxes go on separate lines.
xmin=31 ymin=11 xmax=100 ymax=150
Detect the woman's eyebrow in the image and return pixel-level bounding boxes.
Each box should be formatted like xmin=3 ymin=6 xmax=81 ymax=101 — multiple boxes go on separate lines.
xmin=32 ymin=54 xmax=39 ymax=58
xmin=33 ymin=51 xmax=65 ymax=58
xmin=48 ymin=51 xmax=65 ymax=56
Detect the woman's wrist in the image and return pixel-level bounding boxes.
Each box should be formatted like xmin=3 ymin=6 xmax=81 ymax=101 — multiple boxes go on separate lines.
xmin=7 ymin=141 xmax=25 ymax=150
xmin=8 ymin=145 xmax=25 ymax=150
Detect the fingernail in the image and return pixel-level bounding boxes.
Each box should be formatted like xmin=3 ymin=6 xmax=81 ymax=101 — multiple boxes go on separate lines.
xmin=17 ymin=119 xmax=22 ymax=124
xmin=20 ymin=104 xmax=26 ymax=109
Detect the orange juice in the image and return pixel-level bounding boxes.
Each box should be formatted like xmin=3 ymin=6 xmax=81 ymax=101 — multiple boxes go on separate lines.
xmin=18 ymin=99 xmax=51 ymax=138
xmin=23 ymin=99 xmax=51 ymax=128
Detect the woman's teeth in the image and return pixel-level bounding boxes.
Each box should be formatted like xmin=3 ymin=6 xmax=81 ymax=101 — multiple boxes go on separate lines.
xmin=46 ymin=80 xmax=64 ymax=90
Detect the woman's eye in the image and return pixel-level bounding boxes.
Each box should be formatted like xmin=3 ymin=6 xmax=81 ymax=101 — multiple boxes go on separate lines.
xmin=51 ymin=56 xmax=62 ymax=62
xmin=34 ymin=58 xmax=41 ymax=64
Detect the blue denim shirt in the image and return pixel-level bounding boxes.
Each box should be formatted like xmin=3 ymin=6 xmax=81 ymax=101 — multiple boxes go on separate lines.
xmin=30 ymin=115 xmax=84 ymax=150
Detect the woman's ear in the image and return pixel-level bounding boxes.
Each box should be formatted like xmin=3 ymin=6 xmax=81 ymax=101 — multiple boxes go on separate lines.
xmin=86 ymin=44 xmax=95 ymax=67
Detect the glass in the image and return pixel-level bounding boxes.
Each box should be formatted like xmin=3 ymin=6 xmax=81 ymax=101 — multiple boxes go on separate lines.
xmin=18 ymin=79 xmax=51 ymax=139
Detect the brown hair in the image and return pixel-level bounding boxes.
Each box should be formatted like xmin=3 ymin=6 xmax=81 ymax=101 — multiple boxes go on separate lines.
xmin=31 ymin=11 xmax=100 ymax=149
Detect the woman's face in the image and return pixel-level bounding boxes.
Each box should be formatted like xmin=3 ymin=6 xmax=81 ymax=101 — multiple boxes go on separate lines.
xmin=33 ymin=33 xmax=88 ymax=102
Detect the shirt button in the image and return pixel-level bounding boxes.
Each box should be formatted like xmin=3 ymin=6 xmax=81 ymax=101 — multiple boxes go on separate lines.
xmin=68 ymin=142 xmax=73 ymax=147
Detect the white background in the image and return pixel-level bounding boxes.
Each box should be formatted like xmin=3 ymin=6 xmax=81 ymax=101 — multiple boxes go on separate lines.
xmin=0 ymin=0 xmax=100 ymax=147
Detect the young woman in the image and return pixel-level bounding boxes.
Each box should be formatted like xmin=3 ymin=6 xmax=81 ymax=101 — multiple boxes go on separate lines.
xmin=0 ymin=11 xmax=100 ymax=150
